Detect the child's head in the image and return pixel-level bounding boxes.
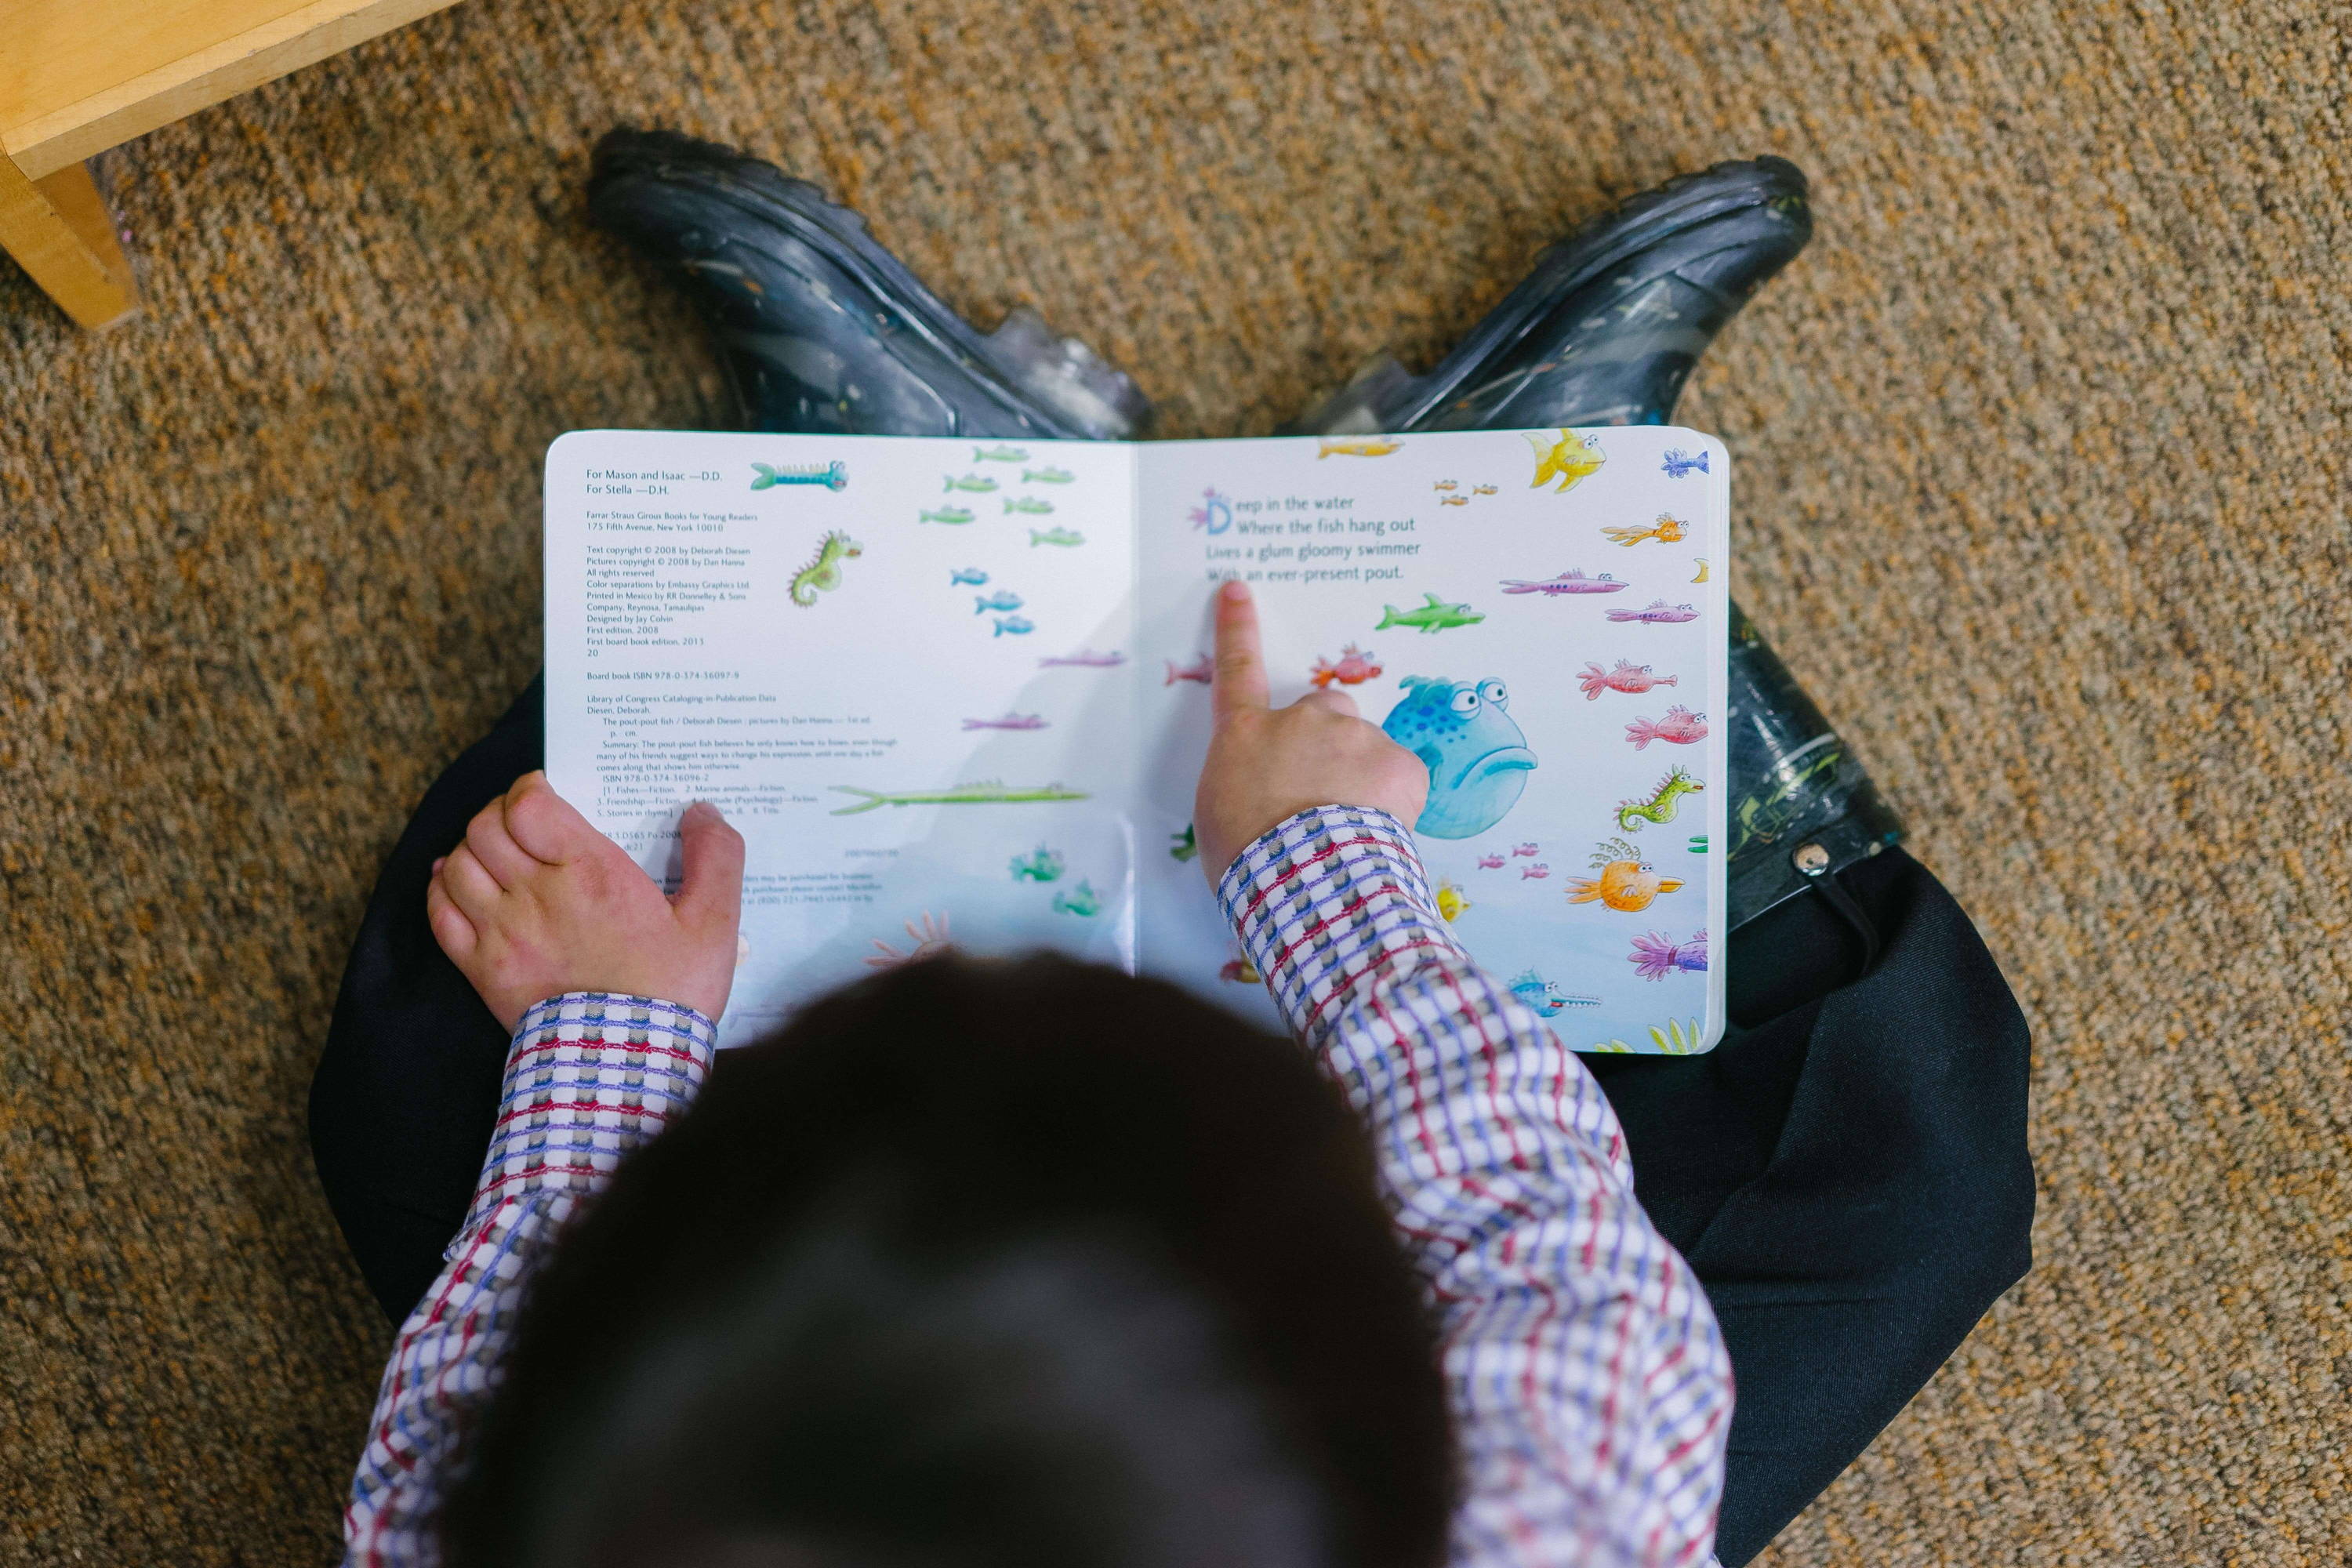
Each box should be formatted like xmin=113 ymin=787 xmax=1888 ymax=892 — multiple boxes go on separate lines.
xmin=443 ymin=954 xmax=1455 ymax=1568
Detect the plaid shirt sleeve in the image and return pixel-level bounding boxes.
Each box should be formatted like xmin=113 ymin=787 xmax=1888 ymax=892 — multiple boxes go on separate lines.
xmin=339 ymin=993 xmax=717 ymax=1568
xmin=1218 ymin=806 xmax=1733 ymax=1568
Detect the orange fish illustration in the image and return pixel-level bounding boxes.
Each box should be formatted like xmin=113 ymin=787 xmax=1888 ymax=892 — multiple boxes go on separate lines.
xmin=1602 ymin=513 xmax=1690 ymax=547
xmin=1565 ymin=838 xmax=1686 ymax=913
xmin=1318 ymin=437 xmax=1403 ymax=459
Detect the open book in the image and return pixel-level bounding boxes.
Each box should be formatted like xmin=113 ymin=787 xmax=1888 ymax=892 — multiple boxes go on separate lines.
xmin=545 ymin=426 xmax=1729 ymax=1053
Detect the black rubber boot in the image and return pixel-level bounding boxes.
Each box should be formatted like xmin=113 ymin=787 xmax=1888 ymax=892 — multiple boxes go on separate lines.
xmin=589 ymin=129 xmax=1152 ymax=441
xmin=1284 ymin=155 xmax=1899 ymax=943
xmin=1286 ymin=156 xmax=1812 ymax=433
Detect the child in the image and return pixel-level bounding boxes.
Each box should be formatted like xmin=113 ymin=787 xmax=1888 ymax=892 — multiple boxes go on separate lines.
xmin=341 ymin=579 xmax=1732 ymax=1566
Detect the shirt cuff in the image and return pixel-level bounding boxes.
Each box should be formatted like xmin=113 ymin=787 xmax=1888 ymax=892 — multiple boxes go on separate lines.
xmin=1214 ymin=805 xmax=1469 ymax=1040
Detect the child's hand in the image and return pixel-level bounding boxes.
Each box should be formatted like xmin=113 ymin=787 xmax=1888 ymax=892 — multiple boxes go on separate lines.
xmin=426 ymin=771 xmax=745 ymax=1033
xmin=1192 ymin=579 xmax=1428 ymax=884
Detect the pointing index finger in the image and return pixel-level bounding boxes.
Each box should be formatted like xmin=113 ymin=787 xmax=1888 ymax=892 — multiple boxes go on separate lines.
xmin=1211 ymin=579 xmax=1270 ymax=720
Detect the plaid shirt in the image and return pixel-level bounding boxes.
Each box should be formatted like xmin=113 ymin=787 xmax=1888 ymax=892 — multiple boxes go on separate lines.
xmin=343 ymin=805 xmax=1730 ymax=1566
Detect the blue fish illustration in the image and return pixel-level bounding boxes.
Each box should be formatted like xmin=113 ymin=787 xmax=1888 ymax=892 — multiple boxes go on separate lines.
xmin=949 ymin=567 xmax=989 ymax=586
xmin=993 ymin=615 xmax=1036 ymax=637
xmin=974 ymin=590 xmax=1025 ymax=615
xmin=750 ymin=459 xmax=848 ymax=491
xmin=1509 ymin=970 xmax=1602 ymax=1017
xmin=1379 ymin=676 xmax=1537 ymax=840
xmin=1660 ymin=448 xmax=1710 ymax=479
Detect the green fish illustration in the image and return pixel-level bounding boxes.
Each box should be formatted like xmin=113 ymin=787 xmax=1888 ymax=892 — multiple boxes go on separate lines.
xmin=974 ymin=445 xmax=1029 ymax=463
xmin=1374 ymin=592 xmax=1486 ymax=634
xmin=1022 ymin=466 xmax=1075 ymax=485
xmin=945 ymin=474 xmax=1000 ymax=493
xmin=1052 ymin=880 xmax=1103 ymax=918
xmin=1029 ymin=526 xmax=1084 ymax=547
xmin=829 ymin=781 xmax=1091 ymax=816
xmin=920 ymin=506 xmax=976 ymax=525
xmin=1004 ymin=495 xmax=1054 ymax=515
xmin=1169 ymin=823 xmax=1198 ymax=862
xmin=1008 ymin=846 xmax=1065 ymax=883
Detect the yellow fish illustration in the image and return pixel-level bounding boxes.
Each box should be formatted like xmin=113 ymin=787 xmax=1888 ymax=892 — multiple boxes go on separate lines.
xmin=1602 ymin=513 xmax=1690 ymax=547
xmin=1525 ymin=428 xmax=1606 ymax=493
xmin=1692 ymin=557 xmax=1709 ymax=583
xmin=1318 ymin=437 xmax=1404 ymax=459
xmin=1436 ymin=881 xmax=1473 ymax=922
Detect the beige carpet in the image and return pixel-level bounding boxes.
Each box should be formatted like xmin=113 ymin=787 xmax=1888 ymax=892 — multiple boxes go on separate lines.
xmin=4 ymin=0 xmax=2349 ymax=1561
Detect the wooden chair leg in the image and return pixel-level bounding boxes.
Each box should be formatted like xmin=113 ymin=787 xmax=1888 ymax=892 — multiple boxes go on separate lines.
xmin=0 ymin=155 xmax=137 ymax=328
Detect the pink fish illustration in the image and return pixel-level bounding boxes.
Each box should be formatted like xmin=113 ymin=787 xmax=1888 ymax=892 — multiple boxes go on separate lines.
xmin=1629 ymin=928 xmax=1709 ymax=981
xmin=1475 ymin=853 xmax=1505 ymax=869
xmin=1040 ymin=648 xmax=1127 ymax=668
xmin=1577 ymin=660 xmax=1679 ymax=701
xmin=1624 ymin=706 xmax=1709 ymax=750
xmin=1499 ymin=568 xmax=1631 ymax=597
xmin=1309 ymin=643 xmax=1383 ymax=688
xmin=1512 ymin=842 xmax=1540 ymax=858
xmin=1165 ymin=653 xmax=1214 ymax=686
xmin=961 ymin=712 xmax=1049 ymax=731
xmin=1606 ymin=600 xmax=1700 ymax=625
xmin=1521 ymin=863 xmax=1551 ymax=880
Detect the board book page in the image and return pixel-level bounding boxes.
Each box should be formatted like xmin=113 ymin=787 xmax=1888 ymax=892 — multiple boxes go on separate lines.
xmin=544 ymin=425 xmax=1728 ymax=1052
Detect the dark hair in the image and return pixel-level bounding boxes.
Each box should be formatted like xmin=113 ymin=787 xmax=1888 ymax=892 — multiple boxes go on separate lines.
xmin=441 ymin=954 xmax=1455 ymax=1568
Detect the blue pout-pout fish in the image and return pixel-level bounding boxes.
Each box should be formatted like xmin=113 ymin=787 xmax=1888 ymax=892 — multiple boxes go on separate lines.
xmin=1379 ymin=676 xmax=1537 ymax=840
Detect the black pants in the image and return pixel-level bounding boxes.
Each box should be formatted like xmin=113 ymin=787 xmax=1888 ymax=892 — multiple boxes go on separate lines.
xmin=310 ymin=677 xmax=2032 ymax=1568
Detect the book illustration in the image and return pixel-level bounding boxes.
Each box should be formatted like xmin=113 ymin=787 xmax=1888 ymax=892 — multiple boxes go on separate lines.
xmin=1439 ymin=494 xmax=1469 ymax=507
xmin=1617 ymin=766 xmax=1704 ymax=831
xmin=949 ymin=567 xmax=989 ymax=585
xmin=1375 ymin=593 xmax=1486 ymax=633
xmin=1602 ymin=514 xmax=1690 ymax=547
xmin=1029 ymin=526 xmax=1084 ymax=547
xmin=1436 ymin=881 xmax=1472 ymax=922
xmin=920 ymin=506 xmax=977 ymax=525
xmin=992 ymin=616 xmax=1034 ymax=637
xmin=829 ymin=781 xmax=1088 ymax=815
xmin=1566 ymin=839 xmax=1686 ymax=913
xmin=1009 ymin=847 xmax=1065 ymax=883
xmin=751 ymin=459 xmax=848 ymax=492
xmin=1435 ymin=479 xmax=1457 ymax=492
xmin=1590 ymin=1018 xmax=1705 ymax=1055
xmin=788 ymin=532 xmax=862 ymax=607
xmin=945 ymin=473 xmax=999 ymax=493
xmin=1606 ymin=600 xmax=1700 ymax=625
xmin=974 ymin=590 xmax=1025 ymax=614
xmin=1038 ymin=648 xmax=1126 ymax=668
xmin=1475 ymin=853 xmax=1504 ymax=869
xmin=962 ymin=713 xmax=1047 ymax=731
xmin=1380 ymin=676 xmax=1535 ymax=839
xmin=1005 ymin=495 xmax=1054 ymax=515
xmin=1510 ymin=971 xmax=1602 ymax=1016
xmin=1501 ymin=568 xmax=1628 ymax=597
xmin=1219 ymin=956 xmax=1261 ymax=984
xmin=1526 ymin=429 xmax=1606 ymax=493
xmin=1308 ymin=644 xmax=1383 ymax=688
xmin=1512 ymin=842 xmax=1539 ymax=857
xmin=1473 ymin=483 xmax=1497 ymax=495
xmin=1052 ymin=880 xmax=1103 ymax=917
xmin=1188 ymin=488 xmax=1234 ymax=534
xmin=974 ymin=445 xmax=1029 ymax=463
xmin=1024 ymin=466 xmax=1074 ymax=485
xmin=1578 ymin=660 xmax=1679 ymax=699
xmin=1521 ymin=862 xmax=1551 ymax=880
xmin=1318 ymin=437 xmax=1403 ymax=458
xmin=1169 ymin=824 xmax=1198 ymax=862
xmin=1692 ymin=558 xmax=1709 ymax=583
xmin=1687 ymin=835 xmax=1708 ymax=854
xmin=1624 ymin=706 xmax=1709 ymax=750
xmin=1661 ymin=448 xmax=1710 ymax=478
xmin=1164 ymin=654 xmax=1214 ymax=686
xmin=1629 ymin=928 xmax=1708 ymax=981
xmin=863 ymin=910 xmax=953 ymax=969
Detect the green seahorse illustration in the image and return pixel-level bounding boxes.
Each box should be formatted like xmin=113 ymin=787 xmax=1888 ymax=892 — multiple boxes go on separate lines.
xmin=829 ymin=781 xmax=1091 ymax=816
xmin=789 ymin=530 xmax=862 ymax=607
xmin=1615 ymin=765 xmax=1704 ymax=832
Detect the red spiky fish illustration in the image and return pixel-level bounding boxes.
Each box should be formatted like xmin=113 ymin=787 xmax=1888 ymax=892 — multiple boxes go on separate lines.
xmin=1577 ymin=660 xmax=1680 ymax=701
xmin=1309 ymin=644 xmax=1384 ymax=688
xmin=1624 ymin=706 xmax=1708 ymax=750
